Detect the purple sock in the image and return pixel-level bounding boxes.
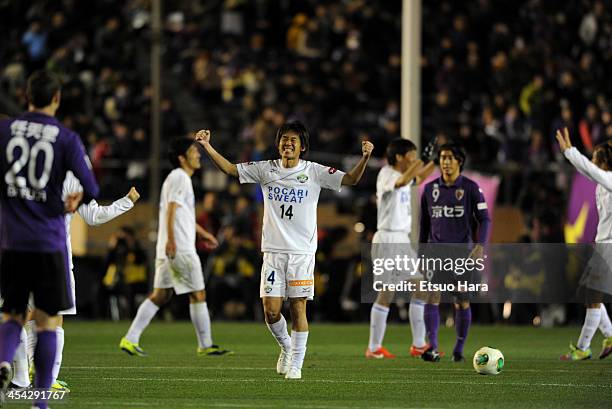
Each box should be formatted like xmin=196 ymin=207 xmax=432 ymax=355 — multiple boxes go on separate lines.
xmin=34 ymin=330 xmax=57 ymax=408
xmin=0 ymin=320 xmax=22 ymax=363
xmin=453 ymin=307 xmax=472 ymax=356
xmin=424 ymin=304 xmax=440 ymax=350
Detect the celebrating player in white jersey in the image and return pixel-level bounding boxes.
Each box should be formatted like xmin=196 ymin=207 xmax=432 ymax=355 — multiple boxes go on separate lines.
xmin=195 ymin=122 xmax=373 ymax=379
xmin=9 ymin=173 xmax=139 ymax=392
xmin=555 ymin=128 xmax=612 ymax=361
xmin=366 ymin=138 xmax=435 ymax=359
xmin=120 ymin=137 xmax=231 ymax=357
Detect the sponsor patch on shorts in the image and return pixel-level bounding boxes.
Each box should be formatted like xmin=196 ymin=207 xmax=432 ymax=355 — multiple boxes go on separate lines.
xmin=288 ymin=280 xmax=313 ymax=286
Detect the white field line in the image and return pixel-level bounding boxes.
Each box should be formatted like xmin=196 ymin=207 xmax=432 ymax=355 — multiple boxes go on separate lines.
xmin=63 ymin=366 xmax=610 ymax=374
xmin=67 ymin=375 xmax=612 ymax=389
xmin=84 ymin=402 xmax=442 ymax=409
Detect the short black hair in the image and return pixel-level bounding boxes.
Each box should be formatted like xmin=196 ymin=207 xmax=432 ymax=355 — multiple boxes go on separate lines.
xmin=437 ymin=143 xmax=466 ymax=171
xmin=26 ymin=70 xmax=62 ymax=108
xmin=168 ymin=137 xmax=194 ymax=168
xmin=386 ymin=138 xmax=417 ymax=165
xmin=275 ymin=121 xmax=310 ymax=155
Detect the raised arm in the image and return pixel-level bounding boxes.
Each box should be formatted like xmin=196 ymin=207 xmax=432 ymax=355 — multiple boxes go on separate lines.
xmin=194 ymin=129 xmax=238 ymax=178
xmin=556 ymin=127 xmax=612 ymax=191
xmin=394 ymin=160 xmax=424 ymax=188
xmin=341 ymin=141 xmax=374 ymax=186
xmin=77 ymin=187 xmax=139 ymax=226
xmin=415 ymin=161 xmax=436 ymax=185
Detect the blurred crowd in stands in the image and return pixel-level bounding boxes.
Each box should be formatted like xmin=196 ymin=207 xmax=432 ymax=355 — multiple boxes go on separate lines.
xmin=1 ymin=0 xmax=611 ymax=322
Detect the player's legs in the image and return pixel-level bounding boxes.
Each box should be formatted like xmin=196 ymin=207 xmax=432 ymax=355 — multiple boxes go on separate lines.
xmin=409 ymin=291 xmax=428 ymax=356
xmin=262 ymin=296 xmax=291 ymax=374
xmin=10 ymin=325 xmax=29 ymax=388
xmin=366 ymin=291 xmax=396 ymax=358
xmin=287 ymin=297 xmax=308 ymax=379
xmin=422 ymin=291 xmax=441 ymax=362
xmin=188 ymin=290 xmax=231 ymax=356
xmin=561 ymin=289 xmax=603 ymax=361
xmin=452 ymin=299 xmax=471 ymax=361
xmin=598 ymin=304 xmax=612 ymax=359
xmin=121 ymin=258 xmax=175 ymax=355
xmin=188 ymin=290 xmax=212 ymax=349
xmin=120 ymin=287 xmax=171 ymax=356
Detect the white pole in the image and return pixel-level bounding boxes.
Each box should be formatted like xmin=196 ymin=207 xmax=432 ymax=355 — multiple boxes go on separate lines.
xmin=402 ymin=0 xmax=422 ymax=242
xmin=402 ymin=0 xmax=421 ymax=147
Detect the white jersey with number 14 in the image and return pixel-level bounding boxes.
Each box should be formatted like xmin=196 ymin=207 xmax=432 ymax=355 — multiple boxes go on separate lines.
xmin=237 ymin=159 xmax=345 ymax=255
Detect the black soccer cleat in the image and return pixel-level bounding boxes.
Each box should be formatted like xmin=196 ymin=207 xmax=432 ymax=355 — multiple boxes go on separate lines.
xmin=421 ymin=347 xmax=441 ymax=362
xmin=451 ymin=352 xmax=465 ymax=362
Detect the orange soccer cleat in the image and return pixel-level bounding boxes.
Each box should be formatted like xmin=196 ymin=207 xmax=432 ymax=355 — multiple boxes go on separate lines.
xmin=365 ymin=346 xmax=396 ymax=359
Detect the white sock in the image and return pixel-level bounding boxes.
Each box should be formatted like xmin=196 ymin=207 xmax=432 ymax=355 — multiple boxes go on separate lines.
xmin=266 ymin=315 xmax=291 ymax=352
xmin=12 ymin=327 xmax=30 ymax=387
xmin=368 ymin=303 xmax=389 ymax=351
xmin=189 ymin=302 xmax=213 ymax=348
xmin=409 ymin=299 xmax=427 ymax=348
xmin=290 ymin=331 xmax=308 ymax=370
xmin=125 ymin=299 xmax=159 ymax=344
xmin=599 ymin=305 xmax=612 ymax=337
xmin=577 ymin=307 xmax=601 ymax=351
xmin=25 ymin=320 xmax=36 ymax=369
xmin=51 ymin=327 xmax=64 ymax=385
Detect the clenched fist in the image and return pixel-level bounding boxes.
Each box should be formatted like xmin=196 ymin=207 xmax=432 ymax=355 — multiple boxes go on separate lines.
xmin=195 ymin=129 xmax=211 ymax=145
xmin=127 ymin=187 xmax=140 ymax=203
xmin=362 ymin=141 xmax=374 ymax=157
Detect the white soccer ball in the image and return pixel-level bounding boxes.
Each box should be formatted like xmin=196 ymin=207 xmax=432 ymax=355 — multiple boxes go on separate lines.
xmin=473 ymin=347 xmax=504 ymax=375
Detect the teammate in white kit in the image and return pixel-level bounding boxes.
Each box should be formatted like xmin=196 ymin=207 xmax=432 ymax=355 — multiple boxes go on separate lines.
xmin=10 ymin=173 xmax=139 ymax=391
xmin=119 ymin=137 xmax=231 ymax=357
xmin=366 ymin=138 xmax=435 ymax=359
xmin=555 ymin=128 xmax=612 ymax=360
xmin=195 ymin=122 xmax=373 ymax=379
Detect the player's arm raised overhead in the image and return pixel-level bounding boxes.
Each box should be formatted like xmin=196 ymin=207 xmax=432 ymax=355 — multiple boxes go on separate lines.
xmin=556 ymin=127 xmax=612 ymax=192
xmin=415 ymin=137 xmax=438 ymax=185
xmin=194 ymin=129 xmax=238 ymax=178
xmin=415 ymin=162 xmax=436 ymax=185
xmin=77 ymin=186 xmax=139 ymax=226
xmin=393 ymin=159 xmax=424 ymax=188
xmin=341 ymin=141 xmax=374 ymax=186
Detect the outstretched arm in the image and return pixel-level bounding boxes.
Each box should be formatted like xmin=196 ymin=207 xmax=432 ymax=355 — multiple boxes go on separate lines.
xmin=556 ymin=127 xmax=612 ymax=191
xmin=341 ymin=141 xmax=374 ymax=186
xmin=195 ymin=129 xmax=238 ymax=178
xmin=78 ymin=187 xmax=139 ymax=226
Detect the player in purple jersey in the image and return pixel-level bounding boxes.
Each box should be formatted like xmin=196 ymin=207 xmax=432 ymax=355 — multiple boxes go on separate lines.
xmin=419 ymin=143 xmax=490 ymax=362
xmin=0 ymin=70 xmax=99 ymax=409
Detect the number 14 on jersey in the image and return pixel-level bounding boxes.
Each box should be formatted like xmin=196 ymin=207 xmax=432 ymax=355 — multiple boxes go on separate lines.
xmin=280 ymin=204 xmax=294 ymax=219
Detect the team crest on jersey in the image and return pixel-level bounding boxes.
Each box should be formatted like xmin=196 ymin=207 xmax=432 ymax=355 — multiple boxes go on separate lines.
xmin=297 ymin=174 xmax=309 ymax=183
xmin=455 ymin=188 xmax=464 ymax=201
xmin=328 ymin=167 xmax=337 ymax=174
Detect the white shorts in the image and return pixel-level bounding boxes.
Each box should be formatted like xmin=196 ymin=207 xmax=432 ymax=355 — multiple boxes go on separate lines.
xmin=372 ymin=230 xmax=422 ymax=283
xmin=580 ymin=244 xmax=612 ymax=295
xmin=260 ymin=252 xmax=315 ymax=300
xmin=28 ymin=272 xmax=76 ymax=316
xmin=154 ymin=253 xmax=205 ymax=295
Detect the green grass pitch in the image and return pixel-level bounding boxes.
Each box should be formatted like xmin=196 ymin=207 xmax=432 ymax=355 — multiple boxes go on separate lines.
xmin=18 ymin=321 xmax=612 ymax=408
